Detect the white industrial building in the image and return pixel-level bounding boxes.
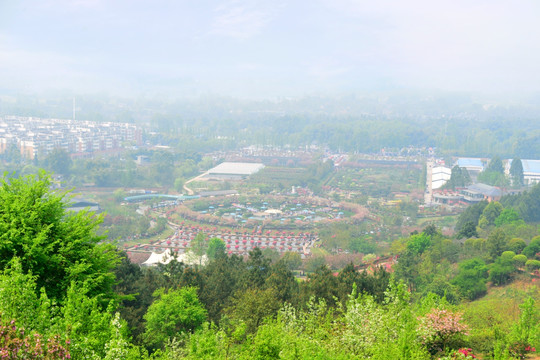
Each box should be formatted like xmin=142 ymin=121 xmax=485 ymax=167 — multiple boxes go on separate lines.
xmin=432 ymin=166 xmax=451 ymax=189
xmin=205 ymin=162 xmax=265 ymax=180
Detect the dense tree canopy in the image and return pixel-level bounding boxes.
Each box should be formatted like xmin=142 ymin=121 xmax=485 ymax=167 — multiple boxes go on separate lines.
xmin=45 ymin=148 xmax=73 ymax=175
xmin=0 ymin=160 xmax=539 ymax=358
xmin=501 ymin=182 xmax=540 ymax=222
xmin=477 ymin=156 xmax=508 ymax=187
xmin=0 ymin=172 xmax=119 ymax=301
xmin=455 ymin=200 xmax=488 ymax=233
xmin=206 ymin=237 xmax=226 ymax=260
xmin=143 ymin=286 xmax=207 ymax=349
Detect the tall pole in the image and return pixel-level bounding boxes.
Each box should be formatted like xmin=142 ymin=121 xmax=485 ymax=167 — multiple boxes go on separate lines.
xmin=425 ymin=160 xmax=433 ymax=204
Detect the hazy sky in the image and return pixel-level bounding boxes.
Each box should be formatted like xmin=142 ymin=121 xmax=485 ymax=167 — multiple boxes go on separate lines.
xmin=1 ymin=0 xmax=540 ymax=98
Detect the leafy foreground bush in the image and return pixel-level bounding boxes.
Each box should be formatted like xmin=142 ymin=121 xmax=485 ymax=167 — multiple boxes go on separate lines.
xmin=148 ymin=283 xmax=539 ymax=360
xmin=0 ymin=173 xmax=537 ymax=359
xmin=154 ymin=281 xmax=433 ymax=359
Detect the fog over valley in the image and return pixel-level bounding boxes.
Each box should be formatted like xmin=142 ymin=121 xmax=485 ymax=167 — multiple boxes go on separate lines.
xmin=1 ymin=0 xmax=540 ymax=100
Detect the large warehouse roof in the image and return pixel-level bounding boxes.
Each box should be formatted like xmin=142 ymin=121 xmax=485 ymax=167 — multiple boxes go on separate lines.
xmin=465 ymin=183 xmax=502 ymax=197
xmin=457 ymin=158 xmax=484 ymax=169
xmin=207 ymin=162 xmax=264 ymax=176
xmin=512 ymin=159 xmax=540 ymax=174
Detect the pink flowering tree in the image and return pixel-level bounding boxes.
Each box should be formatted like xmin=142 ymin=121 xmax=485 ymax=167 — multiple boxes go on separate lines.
xmin=417 ymin=308 xmax=469 ymax=354
xmin=0 ymin=317 xmax=70 ymax=359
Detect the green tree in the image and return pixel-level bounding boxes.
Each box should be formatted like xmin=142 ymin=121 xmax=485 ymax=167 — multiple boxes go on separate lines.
xmin=143 ymin=286 xmax=207 ymax=349
xmin=280 ymin=251 xmax=302 ymax=270
xmin=304 ymin=255 xmax=326 ymax=273
xmin=45 ymin=148 xmax=73 ymax=175
xmin=452 ymin=258 xmax=488 ymax=300
xmin=486 ymin=156 xmax=504 ymax=174
xmin=303 ymin=265 xmax=340 ymax=306
xmin=113 ymin=253 xmax=160 ymax=343
xmin=190 ymin=232 xmax=208 ymax=265
xmin=151 ymin=150 xmax=175 ymax=186
xmin=198 ymin=254 xmax=245 ymax=323
xmin=513 ymin=254 xmax=527 ymax=269
xmin=0 ymin=258 xmax=53 ymax=334
xmin=494 ymin=208 xmax=523 ymax=227
xmin=489 ymin=254 xmax=515 ymax=286
xmin=464 ymin=238 xmax=487 ymax=256
xmin=206 ymin=237 xmax=226 ymax=260
xmin=525 ymin=259 xmax=540 ymax=271
xmin=113 ymin=188 xmax=126 ymax=202
xmin=509 ymin=297 xmax=540 ymax=358
xmin=456 ymin=221 xmax=478 ymax=239
xmin=225 ymin=287 xmax=281 ymax=334
xmin=245 ymin=248 xmax=271 ymax=289
xmin=260 ymin=247 xmax=280 ymax=263
xmin=2 ymin=143 xmax=22 ymax=163
xmin=487 ymin=228 xmax=509 ymax=260
xmin=0 ymin=172 xmax=119 ymax=301
xmin=478 ymin=156 xmax=509 ymax=187
xmin=21 ymin=164 xmax=40 ymax=176
xmin=516 ymin=183 xmax=540 ymax=222
xmin=394 ymin=248 xmax=422 ymax=292
xmin=523 ymin=236 xmax=540 ymax=258
xmin=422 ymin=277 xmax=461 ymax=305
xmin=455 ymin=200 xmax=488 ymax=233
xmin=509 ymin=158 xmax=524 ymax=187
xmin=198 ymin=156 xmax=214 ymax=171
xmin=0 ymin=257 xmax=131 ymax=359
xmin=478 ymin=201 xmax=504 ymax=229
xmin=407 ymin=233 xmax=432 ymax=255
xmin=508 ymin=238 xmax=527 ymax=254
xmin=265 ymin=260 xmax=299 ymax=304
xmin=62 ymin=281 xmax=123 ymax=358
xmin=445 ymin=165 xmax=471 ymax=189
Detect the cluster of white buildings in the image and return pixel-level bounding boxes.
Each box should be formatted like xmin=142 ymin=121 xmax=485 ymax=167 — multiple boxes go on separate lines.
xmin=425 ymin=157 xmax=540 ymax=205
xmin=429 ymin=157 xmax=540 ymax=191
xmin=0 ymin=116 xmax=142 ymax=159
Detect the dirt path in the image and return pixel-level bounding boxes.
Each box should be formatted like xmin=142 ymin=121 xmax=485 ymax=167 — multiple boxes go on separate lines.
xmin=183 ymin=172 xmax=208 ymax=195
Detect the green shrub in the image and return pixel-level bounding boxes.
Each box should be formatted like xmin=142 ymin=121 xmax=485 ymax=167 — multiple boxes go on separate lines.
xmin=525 ymin=259 xmax=540 ymax=272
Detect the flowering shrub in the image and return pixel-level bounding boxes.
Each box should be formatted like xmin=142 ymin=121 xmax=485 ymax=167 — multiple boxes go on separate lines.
xmin=418 ymin=309 xmax=469 ymax=354
xmin=0 ymin=318 xmax=70 ymax=359
xmin=456 ymin=348 xmax=477 ymax=358
xmin=508 ymin=341 xmax=536 ymax=360
xmin=438 ymin=348 xmax=477 ymax=359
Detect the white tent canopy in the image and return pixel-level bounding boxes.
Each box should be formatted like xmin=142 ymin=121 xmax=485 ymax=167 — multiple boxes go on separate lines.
xmin=142 ymin=249 xmax=208 ymax=266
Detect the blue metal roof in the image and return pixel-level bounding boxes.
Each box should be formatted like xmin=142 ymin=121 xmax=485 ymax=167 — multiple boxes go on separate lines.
xmin=521 ymin=159 xmax=540 ymax=174
xmin=457 ymin=158 xmax=484 ymax=168
xmin=508 ymin=159 xmax=540 ymax=174
xmin=124 ymin=194 xmax=200 ymax=202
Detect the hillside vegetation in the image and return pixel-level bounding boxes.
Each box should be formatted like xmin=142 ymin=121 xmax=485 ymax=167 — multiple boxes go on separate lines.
xmin=0 ymin=173 xmax=538 ymax=359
